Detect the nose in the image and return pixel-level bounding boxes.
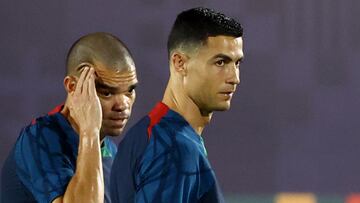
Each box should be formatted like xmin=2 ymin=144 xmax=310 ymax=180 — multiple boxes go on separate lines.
xmin=112 ymin=94 xmax=129 ymax=112
xmin=226 ymin=65 xmax=240 ymax=85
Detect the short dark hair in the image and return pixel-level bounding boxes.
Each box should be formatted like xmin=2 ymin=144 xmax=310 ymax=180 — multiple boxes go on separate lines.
xmin=167 ymin=7 xmax=243 ymax=56
xmin=66 ymin=32 xmax=134 ymax=76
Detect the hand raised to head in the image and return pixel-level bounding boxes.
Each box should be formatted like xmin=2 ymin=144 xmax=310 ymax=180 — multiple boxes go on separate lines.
xmin=68 ymin=66 xmax=102 ymax=136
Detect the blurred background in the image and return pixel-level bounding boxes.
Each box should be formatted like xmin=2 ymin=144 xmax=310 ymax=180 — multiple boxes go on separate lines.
xmin=1 ymin=0 xmax=360 ymax=202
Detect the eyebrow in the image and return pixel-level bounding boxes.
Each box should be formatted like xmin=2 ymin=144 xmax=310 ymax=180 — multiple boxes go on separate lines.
xmin=128 ymin=83 xmax=138 ymax=91
xmin=211 ymin=54 xmax=244 ymax=62
xmin=95 ymin=81 xmax=138 ymax=92
xmin=95 ymin=81 xmax=116 ymax=90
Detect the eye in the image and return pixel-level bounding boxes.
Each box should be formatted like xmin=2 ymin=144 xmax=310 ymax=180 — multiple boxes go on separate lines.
xmin=127 ymin=85 xmax=137 ymax=95
xmin=128 ymin=87 xmax=135 ymax=93
xmin=99 ymin=91 xmax=112 ymax=98
xmin=125 ymin=88 xmax=134 ymax=97
xmin=235 ymin=60 xmax=241 ymax=68
xmin=215 ymin=60 xmax=225 ymax=67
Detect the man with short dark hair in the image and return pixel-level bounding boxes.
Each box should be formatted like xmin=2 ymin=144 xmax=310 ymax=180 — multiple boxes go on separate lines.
xmin=1 ymin=32 xmax=138 ymax=203
xmin=110 ymin=7 xmax=244 ymax=203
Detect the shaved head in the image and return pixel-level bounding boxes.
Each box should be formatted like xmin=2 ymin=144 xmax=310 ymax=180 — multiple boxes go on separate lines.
xmin=66 ymin=32 xmax=134 ymax=76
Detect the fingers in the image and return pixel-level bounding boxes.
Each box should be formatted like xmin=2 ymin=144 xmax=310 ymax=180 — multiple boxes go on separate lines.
xmin=75 ymin=66 xmax=90 ymax=94
xmin=83 ymin=67 xmax=94 ymax=96
xmin=88 ymin=69 xmax=96 ymax=97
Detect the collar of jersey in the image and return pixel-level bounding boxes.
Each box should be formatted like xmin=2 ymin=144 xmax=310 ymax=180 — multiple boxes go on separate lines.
xmin=157 ymin=102 xmax=203 ymax=145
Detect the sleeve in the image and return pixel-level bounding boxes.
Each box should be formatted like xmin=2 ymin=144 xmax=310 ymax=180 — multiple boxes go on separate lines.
xmin=110 ymin=117 xmax=150 ymax=203
xmin=14 ymin=126 xmax=75 ymax=203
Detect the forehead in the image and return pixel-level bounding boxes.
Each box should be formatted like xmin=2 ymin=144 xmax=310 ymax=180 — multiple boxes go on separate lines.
xmin=94 ymin=62 xmax=138 ymax=89
xmin=198 ymin=36 xmax=244 ymax=58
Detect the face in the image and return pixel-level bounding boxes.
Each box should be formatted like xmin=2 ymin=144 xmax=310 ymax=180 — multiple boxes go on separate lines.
xmin=184 ymin=35 xmax=244 ymax=113
xmin=93 ymin=62 xmax=138 ymax=137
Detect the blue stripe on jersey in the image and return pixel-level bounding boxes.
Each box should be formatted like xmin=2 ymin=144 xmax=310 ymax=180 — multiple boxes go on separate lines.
xmin=111 ymin=102 xmax=225 ymax=203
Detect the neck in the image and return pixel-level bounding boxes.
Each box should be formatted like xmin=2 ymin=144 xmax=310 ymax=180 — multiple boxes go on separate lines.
xmin=162 ymin=78 xmax=212 ymax=135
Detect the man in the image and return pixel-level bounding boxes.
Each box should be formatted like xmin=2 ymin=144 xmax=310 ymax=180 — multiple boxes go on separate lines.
xmin=1 ymin=32 xmax=138 ymax=203
xmin=111 ymin=7 xmax=244 ymax=203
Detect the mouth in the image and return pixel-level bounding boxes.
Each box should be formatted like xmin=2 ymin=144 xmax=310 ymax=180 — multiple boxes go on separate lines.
xmin=218 ymin=91 xmax=235 ymax=100
xmin=108 ymin=117 xmax=128 ymax=128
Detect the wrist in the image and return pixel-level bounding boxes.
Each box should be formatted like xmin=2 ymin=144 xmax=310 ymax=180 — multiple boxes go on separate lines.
xmin=78 ymin=130 xmax=101 ymax=150
xmin=79 ymin=128 xmax=100 ymax=138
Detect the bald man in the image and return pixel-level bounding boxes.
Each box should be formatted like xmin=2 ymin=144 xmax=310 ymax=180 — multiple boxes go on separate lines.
xmin=1 ymin=32 xmax=138 ymax=203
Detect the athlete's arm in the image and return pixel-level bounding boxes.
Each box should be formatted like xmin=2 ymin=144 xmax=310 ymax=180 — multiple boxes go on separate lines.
xmin=53 ymin=67 xmax=104 ymax=203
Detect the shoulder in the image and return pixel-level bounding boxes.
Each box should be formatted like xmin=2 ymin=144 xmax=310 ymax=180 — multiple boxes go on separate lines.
xmin=120 ymin=116 xmax=150 ymax=147
xmin=114 ymin=116 xmax=151 ymax=164
xmin=150 ymin=119 xmax=211 ymax=171
xmin=111 ymin=115 xmax=151 ymax=186
xmin=150 ymin=117 xmax=197 ymax=152
xmin=14 ymin=113 xmax=75 ymax=166
xmin=126 ymin=116 xmax=151 ymax=136
xmin=16 ymin=114 xmax=63 ymax=147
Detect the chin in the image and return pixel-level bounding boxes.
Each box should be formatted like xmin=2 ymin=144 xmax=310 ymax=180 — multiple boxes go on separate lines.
xmin=101 ymin=128 xmax=124 ymax=137
xmin=215 ymin=106 xmax=230 ymax=111
xmin=212 ymin=102 xmax=231 ymax=111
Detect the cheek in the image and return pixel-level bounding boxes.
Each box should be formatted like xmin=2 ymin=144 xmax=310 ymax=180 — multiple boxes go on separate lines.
xmin=99 ymin=99 xmax=112 ymax=113
xmin=186 ymin=64 xmax=207 ymax=87
xmin=130 ymin=92 xmax=136 ymax=104
xmin=196 ymin=66 xmax=218 ymax=89
xmin=125 ymin=93 xmax=136 ymax=110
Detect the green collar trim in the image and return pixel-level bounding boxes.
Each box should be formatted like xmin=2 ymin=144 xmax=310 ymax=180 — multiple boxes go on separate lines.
xmin=101 ymin=146 xmax=112 ymax=158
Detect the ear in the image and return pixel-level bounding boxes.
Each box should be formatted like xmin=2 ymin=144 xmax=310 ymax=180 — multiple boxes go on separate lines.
xmin=63 ymin=76 xmax=77 ymax=94
xmin=170 ymin=51 xmax=188 ymax=76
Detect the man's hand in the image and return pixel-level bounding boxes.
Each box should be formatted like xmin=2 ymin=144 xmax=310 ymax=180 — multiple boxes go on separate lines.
xmin=67 ymin=66 xmax=102 ymax=135
xmin=54 ymin=66 xmax=105 ymax=203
